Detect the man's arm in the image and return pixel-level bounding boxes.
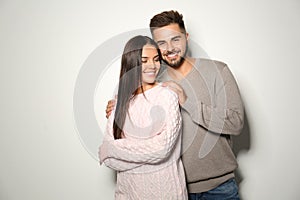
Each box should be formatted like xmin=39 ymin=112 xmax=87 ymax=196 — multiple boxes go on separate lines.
xmin=181 ymin=64 xmax=244 ymax=135
xmin=105 ymin=99 xmax=115 ymax=119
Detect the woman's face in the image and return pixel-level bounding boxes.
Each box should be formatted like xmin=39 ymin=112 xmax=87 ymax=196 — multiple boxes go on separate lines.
xmin=141 ymin=44 xmax=160 ymax=88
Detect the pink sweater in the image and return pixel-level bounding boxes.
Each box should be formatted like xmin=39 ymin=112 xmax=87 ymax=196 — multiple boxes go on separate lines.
xmin=99 ymin=84 xmax=187 ymax=200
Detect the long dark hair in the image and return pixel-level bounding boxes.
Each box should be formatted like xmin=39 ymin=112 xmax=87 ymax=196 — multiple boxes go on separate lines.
xmin=113 ymin=35 xmax=161 ymax=139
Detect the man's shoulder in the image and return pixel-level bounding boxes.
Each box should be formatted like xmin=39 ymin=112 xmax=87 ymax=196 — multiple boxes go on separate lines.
xmin=197 ymin=58 xmax=228 ymax=70
xmin=157 ymin=65 xmax=169 ymax=81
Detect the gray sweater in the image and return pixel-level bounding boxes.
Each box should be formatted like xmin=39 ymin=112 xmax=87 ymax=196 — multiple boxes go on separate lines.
xmin=158 ymin=58 xmax=244 ymax=193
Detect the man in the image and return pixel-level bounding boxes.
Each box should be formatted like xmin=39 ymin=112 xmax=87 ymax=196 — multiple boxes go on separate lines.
xmin=106 ymin=10 xmax=244 ymax=199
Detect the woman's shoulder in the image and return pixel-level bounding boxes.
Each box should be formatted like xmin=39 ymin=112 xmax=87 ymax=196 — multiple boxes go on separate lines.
xmin=155 ymin=83 xmax=179 ymax=102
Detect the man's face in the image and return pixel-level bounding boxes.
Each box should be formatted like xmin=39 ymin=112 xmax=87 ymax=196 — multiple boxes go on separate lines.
xmin=152 ymin=23 xmax=188 ymax=68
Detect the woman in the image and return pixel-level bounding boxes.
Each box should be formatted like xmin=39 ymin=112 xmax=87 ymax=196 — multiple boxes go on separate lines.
xmin=99 ymin=35 xmax=187 ymax=199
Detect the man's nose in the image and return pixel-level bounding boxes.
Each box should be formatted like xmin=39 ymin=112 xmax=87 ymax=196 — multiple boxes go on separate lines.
xmin=166 ymin=42 xmax=174 ymax=52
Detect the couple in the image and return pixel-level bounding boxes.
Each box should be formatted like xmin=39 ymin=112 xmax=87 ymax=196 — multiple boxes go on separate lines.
xmin=99 ymin=10 xmax=244 ymax=200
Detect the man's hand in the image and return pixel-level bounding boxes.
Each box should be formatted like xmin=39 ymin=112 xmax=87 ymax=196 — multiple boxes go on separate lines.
xmin=106 ymin=99 xmax=116 ymax=118
xmin=162 ymin=81 xmax=187 ymax=105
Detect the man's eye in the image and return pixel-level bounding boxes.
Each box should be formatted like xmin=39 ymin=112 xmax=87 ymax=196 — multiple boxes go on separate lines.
xmin=142 ymin=60 xmax=147 ymax=63
xmin=157 ymin=42 xmax=165 ymax=46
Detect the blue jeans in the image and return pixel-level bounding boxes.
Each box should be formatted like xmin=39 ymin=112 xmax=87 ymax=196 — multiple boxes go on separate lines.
xmin=188 ymin=178 xmax=240 ymax=200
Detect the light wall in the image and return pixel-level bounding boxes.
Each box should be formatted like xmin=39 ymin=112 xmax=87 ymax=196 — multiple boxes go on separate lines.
xmin=0 ymin=1 xmax=299 ymax=199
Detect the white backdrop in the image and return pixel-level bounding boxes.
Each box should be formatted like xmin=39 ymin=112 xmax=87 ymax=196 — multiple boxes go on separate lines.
xmin=1 ymin=0 xmax=300 ymax=199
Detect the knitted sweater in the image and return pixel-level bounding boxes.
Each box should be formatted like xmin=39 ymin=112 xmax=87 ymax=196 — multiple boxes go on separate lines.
xmin=100 ymin=85 xmax=188 ymax=200
xmin=158 ymin=58 xmax=244 ymax=193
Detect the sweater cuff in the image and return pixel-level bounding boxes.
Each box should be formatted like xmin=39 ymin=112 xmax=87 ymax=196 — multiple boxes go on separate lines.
xmin=182 ymin=97 xmax=197 ymax=115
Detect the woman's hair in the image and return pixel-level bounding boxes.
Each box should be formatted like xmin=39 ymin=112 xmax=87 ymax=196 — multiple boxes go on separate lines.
xmin=113 ymin=35 xmax=161 ymax=139
xmin=149 ymin=10 xmax=186 ymax=34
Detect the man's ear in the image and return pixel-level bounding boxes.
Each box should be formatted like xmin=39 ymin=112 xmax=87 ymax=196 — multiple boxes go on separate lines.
xmin=186 ymin=32 xmax=189 ymax=41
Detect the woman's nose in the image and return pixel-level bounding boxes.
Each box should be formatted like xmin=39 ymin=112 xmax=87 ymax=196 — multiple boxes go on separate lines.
xmin=148 ymin=62 xmax=156 ymax=68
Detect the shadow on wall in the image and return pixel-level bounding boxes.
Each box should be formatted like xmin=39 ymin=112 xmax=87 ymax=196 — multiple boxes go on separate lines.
xmin=232 ymin=109 xmax=251 ymax=198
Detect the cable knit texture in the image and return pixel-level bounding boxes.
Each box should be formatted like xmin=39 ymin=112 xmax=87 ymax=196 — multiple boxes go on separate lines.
xmin=99 ymin=84 xmax=188 ymax=200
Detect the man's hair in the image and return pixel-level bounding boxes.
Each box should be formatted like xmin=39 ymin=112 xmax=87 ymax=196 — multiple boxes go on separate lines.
xmin=149 ymin=10 xmax=186 ymax=34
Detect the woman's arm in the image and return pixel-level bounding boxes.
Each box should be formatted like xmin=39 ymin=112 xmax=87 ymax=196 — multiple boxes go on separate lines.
xmin=100 ymin=90 xmax=182 ymax=164
xmin=99 ymin=110 xmax=143 ymax=171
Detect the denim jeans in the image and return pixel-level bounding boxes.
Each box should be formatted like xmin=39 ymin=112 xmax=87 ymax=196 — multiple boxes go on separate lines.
xmin=188 ymin=178 xmax=240 ymax=200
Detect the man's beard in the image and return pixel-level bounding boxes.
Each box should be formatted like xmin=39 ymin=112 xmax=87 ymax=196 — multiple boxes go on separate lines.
xmin=163 ymin=45 xmax=188 ymax=69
